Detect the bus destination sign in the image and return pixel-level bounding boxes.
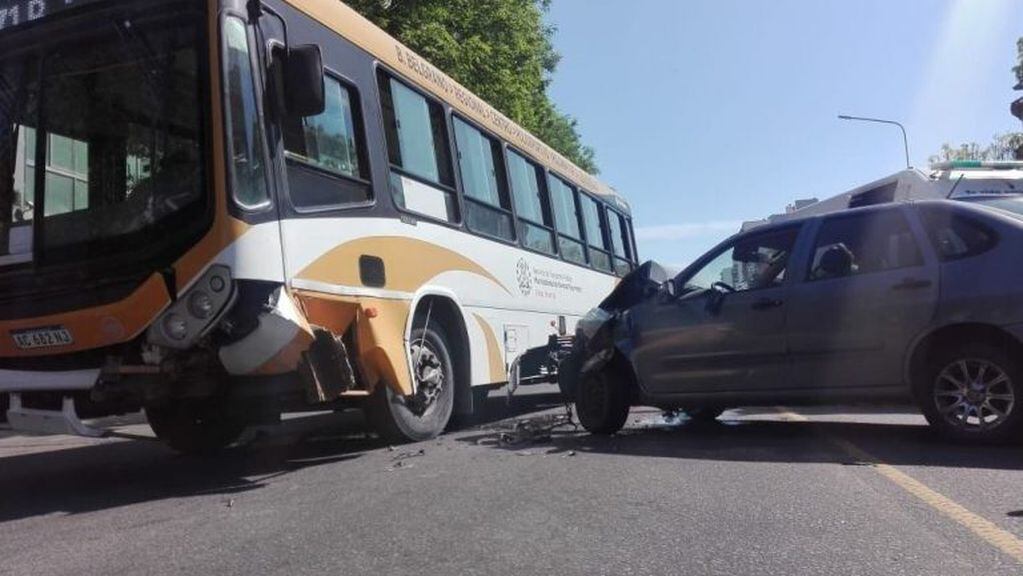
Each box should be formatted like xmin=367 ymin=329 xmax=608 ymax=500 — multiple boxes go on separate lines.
xmin=0 ymin=0 xmax=100 ymax=33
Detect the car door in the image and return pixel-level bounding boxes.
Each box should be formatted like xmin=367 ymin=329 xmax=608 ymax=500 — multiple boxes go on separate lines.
xmin=628 ymin=224 xmax=802 ymax=395
xmin=786 ymin=206 xmax=939 ymax=390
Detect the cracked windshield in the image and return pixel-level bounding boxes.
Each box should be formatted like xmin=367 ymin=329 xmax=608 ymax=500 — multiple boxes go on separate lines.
xmin=2 ymin=1 xmax=1023 ymax=575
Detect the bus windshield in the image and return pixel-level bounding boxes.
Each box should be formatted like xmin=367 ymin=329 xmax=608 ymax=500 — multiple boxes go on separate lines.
xmin=0 ymin=0 xmax=206 ymax=267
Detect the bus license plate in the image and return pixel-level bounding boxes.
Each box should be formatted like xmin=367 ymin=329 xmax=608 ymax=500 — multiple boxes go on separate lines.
xmin=11 ymin=326 xmax=74 ymax=350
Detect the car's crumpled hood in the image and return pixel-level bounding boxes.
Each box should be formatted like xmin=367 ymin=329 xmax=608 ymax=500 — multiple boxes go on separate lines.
xmin=598 ymin=260 xmax=679 ymax=313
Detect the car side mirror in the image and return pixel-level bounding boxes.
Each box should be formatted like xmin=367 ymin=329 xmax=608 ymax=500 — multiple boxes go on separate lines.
xmin=663 ymin=278 xmax=679 ymax=300
xmin=284 ymin=44 xmax=325 ymax=117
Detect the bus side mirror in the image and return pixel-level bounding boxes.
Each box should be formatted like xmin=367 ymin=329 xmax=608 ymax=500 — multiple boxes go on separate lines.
xmin=285 ymin=44 xmax=325 ymax=117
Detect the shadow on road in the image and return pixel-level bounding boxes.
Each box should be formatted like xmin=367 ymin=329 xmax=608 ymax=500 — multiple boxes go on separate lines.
xmin=0 ymin=390 xmax=564 ymax=523
xmin=4 ymin=389 xmax=1022 ymax=524
xmin=459 ymin=404 xmax=1023 ymax=473
xmin=0 ymin=410 xmax=383 ymax=523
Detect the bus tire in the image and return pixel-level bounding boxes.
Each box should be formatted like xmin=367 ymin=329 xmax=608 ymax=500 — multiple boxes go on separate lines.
xmin=575 ymin=363 xmax=630 ymax=435
xmin=145 ymin=396 xmax=246 ymax=455
xmin=366 ymin=323 xmax=455 ymax=443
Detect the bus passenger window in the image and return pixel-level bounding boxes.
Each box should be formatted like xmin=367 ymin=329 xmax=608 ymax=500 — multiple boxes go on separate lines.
xmin=580 ymin=194 xmax=612 ymax=272
xmin=507 ymin=149 xmax=556 ymax=255
xmin=283 ymin=75 xmax=371 ymax=209
xmin=223 ymin=17 xmax=270 ymax=209
xmin=452 ymin=117 xmax=513 ymax=241
xmin=549 ymin=175 xmax=586 ymax=265
xmin=607 ymin=208 xmax=633 ymax=275
xmin=378 ymin=73 xmax=457 ymax=222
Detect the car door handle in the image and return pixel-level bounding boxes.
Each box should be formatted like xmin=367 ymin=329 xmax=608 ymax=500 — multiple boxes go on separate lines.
xmin=890 ymin=278 xmax=932 ymax=291
xmin=751 ymin=298 xmax=783 ymax=310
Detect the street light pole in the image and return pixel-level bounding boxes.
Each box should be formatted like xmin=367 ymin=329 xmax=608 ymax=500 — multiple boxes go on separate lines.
xmin=838 ymin=114 xmax=911 ymax=169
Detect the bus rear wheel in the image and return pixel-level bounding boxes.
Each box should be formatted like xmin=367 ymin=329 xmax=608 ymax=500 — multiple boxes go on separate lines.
xmin=146 ymin=396 xmax=246 ymax=455
xmin=366 ymin=323 xmax=455 ymax=443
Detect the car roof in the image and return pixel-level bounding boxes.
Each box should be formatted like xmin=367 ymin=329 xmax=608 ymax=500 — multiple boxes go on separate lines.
xmin=743 ymin=200 xmax=913 ymax=234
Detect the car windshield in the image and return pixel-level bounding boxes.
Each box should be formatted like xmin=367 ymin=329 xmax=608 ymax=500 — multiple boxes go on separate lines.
xmin=0 ymin=0 xmax=205 ymax=267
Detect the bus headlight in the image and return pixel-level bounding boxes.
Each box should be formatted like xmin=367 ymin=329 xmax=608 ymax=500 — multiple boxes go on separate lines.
xmin=147 ymin=265 xmax=236 ymax=350
xmin=188 ymin=291 xmax=215 ymax=319
xmin=162 ymin=313 xmax=189 ymax=341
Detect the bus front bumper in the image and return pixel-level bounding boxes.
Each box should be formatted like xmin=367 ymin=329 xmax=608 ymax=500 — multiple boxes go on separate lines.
xmin=0 ymin=368 xmax=101 ymax=393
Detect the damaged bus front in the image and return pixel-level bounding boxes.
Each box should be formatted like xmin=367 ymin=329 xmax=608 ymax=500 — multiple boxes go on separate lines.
xmin=0 ymin=0 xmax=338 ymax=452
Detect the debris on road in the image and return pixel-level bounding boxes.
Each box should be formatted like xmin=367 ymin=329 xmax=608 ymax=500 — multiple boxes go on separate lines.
xmin=474 ymin=405 xmax=578 ymax=447
xmin=386 ymin=447 xmax=426 ymax=470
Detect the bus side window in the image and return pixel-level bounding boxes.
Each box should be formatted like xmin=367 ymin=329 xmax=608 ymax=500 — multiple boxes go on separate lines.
xmin=377 ymin=71 xmax=458 ymax=223
xmin=222 ymin=17 xmax=270 ymax=209
xmin=452 ymin=116 xmax=514 ymax=241
xmin=548 ymin=174 xmax=586 ymax=266
xmin=628 ymin=217 xmax=639 ymax=264
xmin=606 ymin=207 xmax=633 ymax=276
xmin=282 ymin=74 xmax=372 ymax=209
xmin=580 ymin=193 xmax=612 ymax=273
xmin=507 ymin=148 xmax=556 ymax=255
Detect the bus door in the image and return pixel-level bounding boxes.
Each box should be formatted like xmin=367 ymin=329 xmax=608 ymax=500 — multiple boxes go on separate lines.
xmin=256 ymin=8 xmax=376 ymax=285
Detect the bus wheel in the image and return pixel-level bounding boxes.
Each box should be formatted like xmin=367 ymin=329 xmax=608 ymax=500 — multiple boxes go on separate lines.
xmin=145 ymin=396 xmax=246 ymax=455
xmin=367 ymin=323 xmax=455 ymax=443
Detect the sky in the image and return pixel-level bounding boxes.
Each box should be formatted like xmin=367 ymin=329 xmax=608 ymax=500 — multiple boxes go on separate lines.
xmin=544 ymin=0 xmax=1023 ymax=267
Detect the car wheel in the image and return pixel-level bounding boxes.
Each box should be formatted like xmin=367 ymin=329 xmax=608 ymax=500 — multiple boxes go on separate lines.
xmin=575 ymin=362 xmax=630 ymax=435
xmin=366 ymin=323 xmax=455 ymax=443
xmin=917 ymin=341 xmax=1023 ymax=443
xmin=146 ymin=396 xmax=246 ymax=455
xmin=684 ymin=406 xmax=725 ymax=422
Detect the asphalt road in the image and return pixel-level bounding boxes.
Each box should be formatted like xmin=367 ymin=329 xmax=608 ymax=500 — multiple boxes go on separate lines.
xmin=3 ymin=386 xmax=1023 ymax=576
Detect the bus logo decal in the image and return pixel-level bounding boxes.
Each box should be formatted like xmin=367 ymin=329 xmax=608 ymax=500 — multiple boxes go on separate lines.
xmin=516 ymin=259 xmax=533 ymax=296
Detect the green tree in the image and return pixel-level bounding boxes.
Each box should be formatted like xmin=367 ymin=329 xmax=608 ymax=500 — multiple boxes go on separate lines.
xmin=931 ymin=36 xmax=1023 ymax=163
xmin=347 ymin=0 xmax=598 ymax=174
xmin=930 ymin=133 xmax=1023 ymax=163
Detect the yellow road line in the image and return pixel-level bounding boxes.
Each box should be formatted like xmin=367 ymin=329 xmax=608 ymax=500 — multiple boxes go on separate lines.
xmin=776 ymin=407 xmax=1023 ymax=564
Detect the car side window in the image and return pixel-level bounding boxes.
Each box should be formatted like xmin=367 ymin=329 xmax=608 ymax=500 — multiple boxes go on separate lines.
xmin=917 ymin=205 xmax=998 ymax=261
xmin=686 ymin=227 xmax=799 ymax=293
xmin=809 ymin=209 xmax=922 ymax=281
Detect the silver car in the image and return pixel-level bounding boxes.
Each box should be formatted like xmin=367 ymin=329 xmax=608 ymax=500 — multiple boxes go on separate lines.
xmin=569 ymin=199 xmax=1023 ymax=443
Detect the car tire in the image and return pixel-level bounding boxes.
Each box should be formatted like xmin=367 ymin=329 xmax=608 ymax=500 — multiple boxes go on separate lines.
xmin=145 ymin=396 xmax=246 ymax=455
xmin=916 ymin=341 xmax=1023 ymax=444
xmin=0 ymin=393 xmax=8 ymax=423
xmin=684 ymin=406 xmax=725 ymax=422
xmin=366 ymin=323 xmax=455 ymax=443
xmin=575 ymin=361 xmax=630 ymax=435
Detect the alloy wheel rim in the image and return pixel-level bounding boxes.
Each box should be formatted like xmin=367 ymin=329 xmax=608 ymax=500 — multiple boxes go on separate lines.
xmin=934 ymin=358 xmax=1015 ymax=432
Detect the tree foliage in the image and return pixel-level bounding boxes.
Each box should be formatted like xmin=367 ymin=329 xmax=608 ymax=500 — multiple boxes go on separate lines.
xmin=931 ymin=36 xmax=1023 ymax=163
xmin=347 ymin=0 xmax=598 ymax=174
xmin=929 ymin=133 xmax=1023 ymax=163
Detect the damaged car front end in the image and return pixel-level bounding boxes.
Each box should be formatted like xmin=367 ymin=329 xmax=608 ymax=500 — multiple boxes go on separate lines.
xmin=556 ymin=261 xmax=675 ymax=409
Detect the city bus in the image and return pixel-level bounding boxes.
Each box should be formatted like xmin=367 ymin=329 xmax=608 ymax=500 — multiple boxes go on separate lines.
xmin=0 ymin=0 xmax=637 ymax=452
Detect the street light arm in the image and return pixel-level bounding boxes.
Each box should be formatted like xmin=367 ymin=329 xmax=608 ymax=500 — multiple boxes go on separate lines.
xmin=837 ymin=114 xmax=911 ymax=169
